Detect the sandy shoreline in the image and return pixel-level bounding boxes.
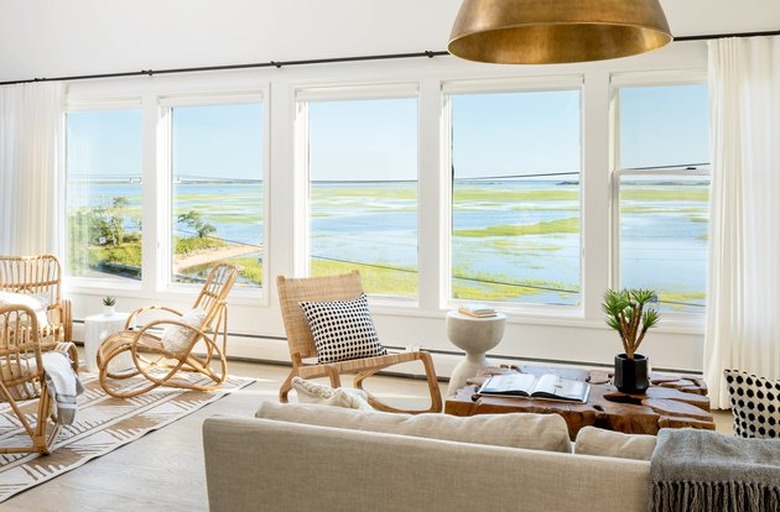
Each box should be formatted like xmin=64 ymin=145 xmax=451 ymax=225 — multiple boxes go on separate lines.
xmin=174 ymin=242 xmax=260 ymax=272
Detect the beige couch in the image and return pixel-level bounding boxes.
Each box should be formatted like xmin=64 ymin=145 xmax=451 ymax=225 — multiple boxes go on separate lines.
xmin=203 ymin=402 xmax=655 ymax=512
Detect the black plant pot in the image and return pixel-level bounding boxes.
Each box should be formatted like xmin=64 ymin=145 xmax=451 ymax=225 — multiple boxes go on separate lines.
xmin=614 ymin=353 xmax=649 ymax=394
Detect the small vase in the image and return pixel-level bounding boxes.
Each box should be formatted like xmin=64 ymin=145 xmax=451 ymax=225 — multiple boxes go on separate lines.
xmin=614 ymin=353 xmax=649 ymax=394
xmin=103 ymin=305 xmax=116 ymax=316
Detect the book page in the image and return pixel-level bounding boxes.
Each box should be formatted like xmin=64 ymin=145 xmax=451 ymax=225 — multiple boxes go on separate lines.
xmin=533 ymin=374 xmax=589 ymax=402
xmin=478 ymin=373 xmax=537 ymax=396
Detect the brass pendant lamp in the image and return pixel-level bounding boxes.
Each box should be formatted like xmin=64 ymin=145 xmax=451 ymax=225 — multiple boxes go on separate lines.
xmin=448 ymin=0 xmax=672 ymax=64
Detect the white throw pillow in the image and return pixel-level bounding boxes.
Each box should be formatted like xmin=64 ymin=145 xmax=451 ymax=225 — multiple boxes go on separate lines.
xmin=0 ymin=291 xmax=49 ymax=328
xmin=299 ymin=293 xmax=387 ymax=364
xmin=574 ymin=426 xmax=657 ymax=460
xmin=291 ymin=376 xmax=373 ymax=410
xmin=161 ymin=308 xmax=206 ymax=354
xmin=256 ymin=401 xmax=572 ymax=453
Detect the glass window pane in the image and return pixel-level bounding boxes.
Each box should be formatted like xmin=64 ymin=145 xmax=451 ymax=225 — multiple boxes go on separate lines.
xmin=619 ymin=175 xmax=709 ymax=312
xmin=450 ymin=90 xmax=581 ymax=306
xmin=171 ymin=103 xmax=264 ymax=288
xmin=618 ymin=84 xmax=710 ymax=313
xmin=66 ymin=109 xmax=143 ymax=281
xmin=307 ymin=98 xmax=418 ymax=297
xmin=619 ymin=84 xmax=709 ymax=169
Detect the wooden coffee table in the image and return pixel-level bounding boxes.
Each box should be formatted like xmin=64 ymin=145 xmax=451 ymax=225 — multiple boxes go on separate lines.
xmin=445 ymin=365 xmax=716 ymax=440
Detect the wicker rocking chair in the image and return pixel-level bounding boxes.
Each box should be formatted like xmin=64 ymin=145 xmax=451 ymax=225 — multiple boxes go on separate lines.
xmin=97 ymin=263 xmax=239 ymax=399
xmin=0 ymin=254 xmax=76 ymax=372
xmin=276 ymin=271 xmax=443 ymax=414
xmin=0 ymin=304 xmax=62 ymax=454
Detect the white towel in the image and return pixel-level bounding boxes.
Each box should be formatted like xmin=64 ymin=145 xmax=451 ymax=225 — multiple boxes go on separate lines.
xmin=41 ymin=343 xmax=84 ymax=425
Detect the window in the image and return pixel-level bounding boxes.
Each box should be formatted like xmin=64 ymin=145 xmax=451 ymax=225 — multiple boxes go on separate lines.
xmin=447 ymin=87 xmax=582 ymax=306
xmin=615 ymin=82 xmax=710 ymax=313
xmin=169 ymin=101 xmax=264 ymax=288
xmin=66 ymin=108 xmax=143 ymax=281
xmin=301 ymin=94 xmax=419 ymax=298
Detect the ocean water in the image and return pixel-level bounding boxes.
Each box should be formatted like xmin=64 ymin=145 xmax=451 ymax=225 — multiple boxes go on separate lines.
xmin=66 ymin=179 xmax=708 ymax=309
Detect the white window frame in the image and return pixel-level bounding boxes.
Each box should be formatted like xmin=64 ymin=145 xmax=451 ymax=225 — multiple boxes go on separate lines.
xmin=441 ymin=76 xmax=586 ymax=315
xmin=64 ymin=99 xmax=145 ymax=292
xmin=294 ymin=82 xmax=422 ymax=303
xmin=159 ymin=93 xmax=269 ymax=297
xmin=610 ymin=71 xmax=709 ymax=321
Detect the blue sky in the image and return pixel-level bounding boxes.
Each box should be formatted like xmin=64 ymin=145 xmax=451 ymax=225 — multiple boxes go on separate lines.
xmin=67 ymin=84 xmax=709 ymax=181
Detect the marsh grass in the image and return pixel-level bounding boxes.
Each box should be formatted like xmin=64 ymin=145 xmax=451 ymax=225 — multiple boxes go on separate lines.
xmin=311 ymin=260 xmax=417 ymax=297
xmin=455 ymin=217 xmax=579 ymax=238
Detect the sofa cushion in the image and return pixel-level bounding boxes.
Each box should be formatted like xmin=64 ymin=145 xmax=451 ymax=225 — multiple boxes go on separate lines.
xmin=291 ymin=376 xmax=373 ymax=410
xmin=255 ymin=401 xmax=571 ymax=453
xmin=724 ymin=369 xmax=780 ymax=439
xmin=299 ymin=293 xmax=387 ymax=364
xmin=574 ymin=426 xmax=656 ymax=461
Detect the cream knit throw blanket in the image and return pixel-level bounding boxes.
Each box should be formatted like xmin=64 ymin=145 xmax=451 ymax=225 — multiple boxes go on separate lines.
xmin=650 ymin=428 xmax=780 ymax=512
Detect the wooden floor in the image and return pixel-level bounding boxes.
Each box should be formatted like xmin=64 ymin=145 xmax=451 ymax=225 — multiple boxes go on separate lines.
xmin=3 ymin=360 xmax=734 ymax=512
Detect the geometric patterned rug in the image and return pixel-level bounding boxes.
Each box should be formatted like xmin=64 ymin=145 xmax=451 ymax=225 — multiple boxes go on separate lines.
xmin=0 ymin=372 xmax=254 ymax=503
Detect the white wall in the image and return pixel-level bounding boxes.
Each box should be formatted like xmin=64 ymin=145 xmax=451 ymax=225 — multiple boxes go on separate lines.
xmin=0 ymin=0 xmax=778 ymax=82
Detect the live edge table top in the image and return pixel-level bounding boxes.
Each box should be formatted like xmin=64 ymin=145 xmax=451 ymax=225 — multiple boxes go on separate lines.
xmin=444 ymin=365 xmax=716 ymax=440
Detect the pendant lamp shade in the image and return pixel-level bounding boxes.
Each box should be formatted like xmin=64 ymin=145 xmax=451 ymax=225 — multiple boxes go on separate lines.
xmin=448 ymin=0 xmax=673 ymax=64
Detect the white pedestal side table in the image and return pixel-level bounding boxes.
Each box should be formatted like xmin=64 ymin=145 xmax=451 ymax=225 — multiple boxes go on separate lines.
xmin=445 ymin=310 xmax=506 ymax=396
xmin=83 ymin=312 xmax=132 ymax=373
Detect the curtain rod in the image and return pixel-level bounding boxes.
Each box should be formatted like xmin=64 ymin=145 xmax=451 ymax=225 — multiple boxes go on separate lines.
xmin=0 ymin=28 xmax=777 ymax=86
xmin=0 ymin=50 xmax=449 ymax=86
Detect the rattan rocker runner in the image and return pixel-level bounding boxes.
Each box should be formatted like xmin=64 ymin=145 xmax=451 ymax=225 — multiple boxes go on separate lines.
xmin=0 ymin=254 xmax=76 ymax=372
xmin=97 ymin=263 xmax=239 ymax=399
xmin=277 ymin=271 xmax=443 ymax=414
xmin=0 ymin=304 xmax=61 ymax=454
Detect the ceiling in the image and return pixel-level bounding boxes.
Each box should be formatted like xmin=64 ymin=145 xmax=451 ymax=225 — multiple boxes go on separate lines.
xmin=0 ymin=0 xmax=777 ymax=82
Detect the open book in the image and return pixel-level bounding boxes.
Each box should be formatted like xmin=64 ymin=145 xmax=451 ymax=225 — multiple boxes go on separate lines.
xmin=477 ymin=373 xmax=591 ymax=403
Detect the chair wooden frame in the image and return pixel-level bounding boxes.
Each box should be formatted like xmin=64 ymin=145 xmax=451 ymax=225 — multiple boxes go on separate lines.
xmin=276 ymin=271 xmax=443 ymax=414
xmin=97 ymin=263 xmax=239 ymax=399
xmin=0 ymin=304 xmax=61 ymax=454
xmin=0 ymin=254 xmax=76 ymax=372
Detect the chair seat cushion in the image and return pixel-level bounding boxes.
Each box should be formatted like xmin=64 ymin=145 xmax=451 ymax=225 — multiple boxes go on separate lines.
xmin=724 ymin=369 xmax=780 ymax=439
xmin=299 ymin=293 xmax=387 ymax=364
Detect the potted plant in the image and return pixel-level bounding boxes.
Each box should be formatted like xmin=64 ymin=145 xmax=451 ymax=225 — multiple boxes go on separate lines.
xmin=601 ymin=288 xmax=660 ymax=394
xmin=102 ymin=296 xmax=116 ymax=316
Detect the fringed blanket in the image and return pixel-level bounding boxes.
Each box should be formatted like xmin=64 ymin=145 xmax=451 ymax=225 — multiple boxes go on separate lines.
xmin=650 ymin=428 xmax=780 ymax=512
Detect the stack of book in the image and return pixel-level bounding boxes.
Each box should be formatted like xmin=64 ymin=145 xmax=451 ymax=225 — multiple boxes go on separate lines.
xmin=457 ymin=303 xmax=498 ymax=318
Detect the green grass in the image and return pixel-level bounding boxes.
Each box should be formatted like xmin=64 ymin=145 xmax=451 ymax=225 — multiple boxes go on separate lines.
xmin=621 ymin=188 xmax=709 ymax=202
xmin=179 ymin=255 xmax=264 ymax=286
xmin=454 ymin=189 xmax=578 ymax=202
xmin=175 ymin=236 xmax=226 ymax=255
xmin=454 ymin=217 xmax=579 ymax=238
xmin=311 ymin=260 xmax=417 ymax=297
xmin=658 ymin=291 xmax=706 ymax=310
xmin=229 ymin=256 xmax=263 ymax=285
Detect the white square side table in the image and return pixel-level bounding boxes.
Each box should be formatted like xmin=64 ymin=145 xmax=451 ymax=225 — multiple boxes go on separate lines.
xmin=83 ymin=312 xmax=132 ymax=373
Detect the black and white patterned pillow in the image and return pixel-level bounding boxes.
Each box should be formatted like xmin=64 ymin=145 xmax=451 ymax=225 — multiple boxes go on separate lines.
xmin=724 ymin=369 xmax=780 ymax=439
xmin=299 ymin=293 xmax=387 ymax=364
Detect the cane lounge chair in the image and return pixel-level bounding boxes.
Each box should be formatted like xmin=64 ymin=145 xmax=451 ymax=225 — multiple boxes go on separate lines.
xmin=0 ymin=304 xmax=62 ymax=454
xmin=0 ymin=254 xmax=77 ymax=372
xmin=97 ymin=263 xmax=239 ymax=398
xmin=277 ymin=270 xmax=443 ymax=413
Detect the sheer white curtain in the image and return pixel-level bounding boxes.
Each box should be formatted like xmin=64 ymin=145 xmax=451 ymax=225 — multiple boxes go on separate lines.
xmin=705 ymin=36 xmax=780 ymax=409
xmin=0 ymin=82 xmax=65 ymax=255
